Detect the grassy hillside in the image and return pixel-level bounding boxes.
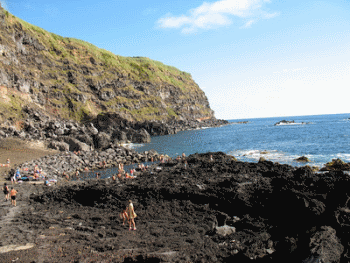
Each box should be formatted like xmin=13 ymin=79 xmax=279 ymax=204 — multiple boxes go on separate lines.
xmin=0 ymin=8 xmax=214 ymax=124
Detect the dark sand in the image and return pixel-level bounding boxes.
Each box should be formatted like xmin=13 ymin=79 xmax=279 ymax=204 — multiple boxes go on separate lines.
xmin=0 ymin=138 xmax=58 ymax=181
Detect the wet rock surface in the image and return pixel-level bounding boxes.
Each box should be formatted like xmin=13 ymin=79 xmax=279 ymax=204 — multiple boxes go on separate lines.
xmin=1 ymin=152 xmax=350 ymax=262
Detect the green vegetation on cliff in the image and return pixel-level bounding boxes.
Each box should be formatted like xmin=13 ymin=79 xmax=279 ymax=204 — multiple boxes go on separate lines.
xmin=0 ymin=8 xmax=214 ymax=124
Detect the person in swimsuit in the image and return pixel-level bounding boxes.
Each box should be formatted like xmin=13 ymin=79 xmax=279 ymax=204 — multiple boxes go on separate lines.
xmin=127 ymin=200 xmax=137 ymax=230
xmin=120 ymin=206 xmax=129 ymax=225
xmin=10 ymin=187 xmax=18 ymax=206
xmin=6 ymin=158 xmax=10 ymax=167
xmin=3 ymin=183 xmax=9 ymax=201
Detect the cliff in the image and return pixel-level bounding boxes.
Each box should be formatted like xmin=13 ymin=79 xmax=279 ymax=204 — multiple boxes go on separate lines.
xmin=0 ymin=7 xmax=226 ymax=149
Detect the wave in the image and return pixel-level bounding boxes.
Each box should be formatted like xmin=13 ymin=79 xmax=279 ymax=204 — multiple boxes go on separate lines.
xmin=275 ymin=122 xmax=313 ymax=126
xmin=121 ymin=143 xmax=144 ymax=149
xmin=228 ymin=149 xmax=326 ymax=168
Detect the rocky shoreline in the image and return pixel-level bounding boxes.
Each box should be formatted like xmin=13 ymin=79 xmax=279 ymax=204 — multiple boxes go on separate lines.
xmin=0 ymin=107 xmax=228 ymax=153
xmin=7 ymin=145 xmax=161 ymax=180
xmin=1 ymin=152 xmax=350 ymax=262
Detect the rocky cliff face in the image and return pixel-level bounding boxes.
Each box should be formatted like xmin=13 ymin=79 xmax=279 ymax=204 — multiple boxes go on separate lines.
xmin=0 ymin=7 xmax=226 ymax=149
xmin=0 ymin=7 xmax=214 ymax=124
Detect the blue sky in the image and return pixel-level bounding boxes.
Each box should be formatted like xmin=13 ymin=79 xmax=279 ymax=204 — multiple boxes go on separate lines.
xmin=2 ymin=0 xmax=350 ymax=119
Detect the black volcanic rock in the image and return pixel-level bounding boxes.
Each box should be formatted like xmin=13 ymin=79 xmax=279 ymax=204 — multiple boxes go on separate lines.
xmin=4 ymin=152 xmax=349 ymax=262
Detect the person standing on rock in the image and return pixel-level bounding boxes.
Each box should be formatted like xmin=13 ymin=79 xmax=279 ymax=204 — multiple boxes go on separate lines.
xmin=10 ymin=187 xmax=18 ymax=207
xmin=127 ymin=200 xmax=137 ymax=231
xmin=120 ymin=205 xmax=129 ymax=225
xmin=3 ymin=183 xmax=9 ymax=201
xmin=75 ymin=170 xmax=80 ymax=179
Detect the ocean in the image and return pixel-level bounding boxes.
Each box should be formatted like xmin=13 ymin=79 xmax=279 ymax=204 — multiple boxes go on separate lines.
xmin=83 ymin=113 xmax=349 ymax=179
xmin=133 ymin=113 xmax=350 ymax=169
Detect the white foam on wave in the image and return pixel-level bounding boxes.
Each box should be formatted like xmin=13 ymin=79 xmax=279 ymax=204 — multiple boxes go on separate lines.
xmin=275 ymin=122 xmax=308 ymax=126
xmin=335 ymin=153 xmax=350 ymax=162
xmin=120 ymin=143 xmax=144 ymax=149
xmin=228 ymin=149 xmax=325 ymax=168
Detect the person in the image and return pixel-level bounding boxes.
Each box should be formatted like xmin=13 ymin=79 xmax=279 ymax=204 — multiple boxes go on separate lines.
xmin=3 ymin=183 xmax=9 ymax=201
xmin=10 ymin=187 xmax=18 ymax=207
xmin=112 ymin=174 xmax=116 ymax=181
xmin=184 ymin=160 xmax=188 ymax=169
xmin=182 ymin=152 xmax=186 ymax=158
xmin=130 ymin=169 xmax=134 ymax=177
xmin=102 ymin=160 xmax=106 ymax=168
xmin=127 ymin=200 xmax=137 ymax=230
xmin=120 ymin=206 xmax=129 ymax=225
xmin=11 ymin=173 xmax=16 ymax=184
xmin=33 ymin=172 xmax=39 ymax=180
xmin=15 ymin=169 xmax=21 ymax=180
xmin=6 ymin=158 xmax=10 ymax=167
xmin=75 ymin=170 xmax=80 ymax=178
xmin=210 ymin=155 xmax=213 ymax=162
xmin=96 ymin=172 xmax=100 ymax=179
xmin=34 ymin=165 xmax=39 ymax=174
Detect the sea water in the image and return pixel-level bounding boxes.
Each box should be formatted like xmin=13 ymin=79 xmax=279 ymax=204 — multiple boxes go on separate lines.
xmin=81 ymin=113 xmax=349 ymax=179
xmin=133 ymin=113 xmax=350 ymax=169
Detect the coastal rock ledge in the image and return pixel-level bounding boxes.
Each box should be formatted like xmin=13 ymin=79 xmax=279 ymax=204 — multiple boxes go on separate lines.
xmin=1 ymin=152 xmax=350 ymax=262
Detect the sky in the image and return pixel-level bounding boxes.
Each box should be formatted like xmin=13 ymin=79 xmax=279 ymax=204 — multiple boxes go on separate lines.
xmin=1 ymin=0 xmax=350 ymax=120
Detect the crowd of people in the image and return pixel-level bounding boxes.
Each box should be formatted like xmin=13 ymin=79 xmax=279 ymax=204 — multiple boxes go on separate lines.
xmin=10 ymin=164 xmax=46 ymax=184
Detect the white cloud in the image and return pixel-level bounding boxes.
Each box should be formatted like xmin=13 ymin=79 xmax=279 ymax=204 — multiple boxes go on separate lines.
xmin=157 ymin=0 xmax=278 ymax=33
xmin=241 ymin=19 xmax=255 ymax=28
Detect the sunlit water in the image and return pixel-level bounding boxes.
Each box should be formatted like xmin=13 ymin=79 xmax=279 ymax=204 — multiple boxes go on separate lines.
xmin=82 ymin=113 xmax=350 ymax=179
xmin=133 ymin=113 xmax=350 ymax=169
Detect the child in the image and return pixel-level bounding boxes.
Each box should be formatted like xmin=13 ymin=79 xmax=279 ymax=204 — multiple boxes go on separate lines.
xmin=127 ymin=200 xmax=137 ymax=230
xmin=120 ymin=206 xmax=129 ymax=225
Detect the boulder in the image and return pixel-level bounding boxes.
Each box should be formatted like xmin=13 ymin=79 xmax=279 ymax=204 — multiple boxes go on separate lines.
xmin=133 ymin=128 xmax=151 ymax=143
xmin=94 ymin=132 xmax=111 ymax=150
xmin=63 ymin=137 xmax=91 ymax=152
xmin=295 ymin=156 xmax=310 ymax=162
xmin=303 ymin=226 xmax=343 ymax=263
xmin=215 ymin=225 xmax=236 ymax=237
xmin=76 ymin=134 xmax=94 ymax=146
xmin=320 ymin=159 xmax=350 ymax=171
xmin=113 ymin=130 xmax=127 ymax=142
xmin=87 ymin=123 xmax=99 ymax=135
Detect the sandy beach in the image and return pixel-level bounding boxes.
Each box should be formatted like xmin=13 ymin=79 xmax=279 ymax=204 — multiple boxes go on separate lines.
xmin=0 ymin=138 xmax=58 ymax=181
